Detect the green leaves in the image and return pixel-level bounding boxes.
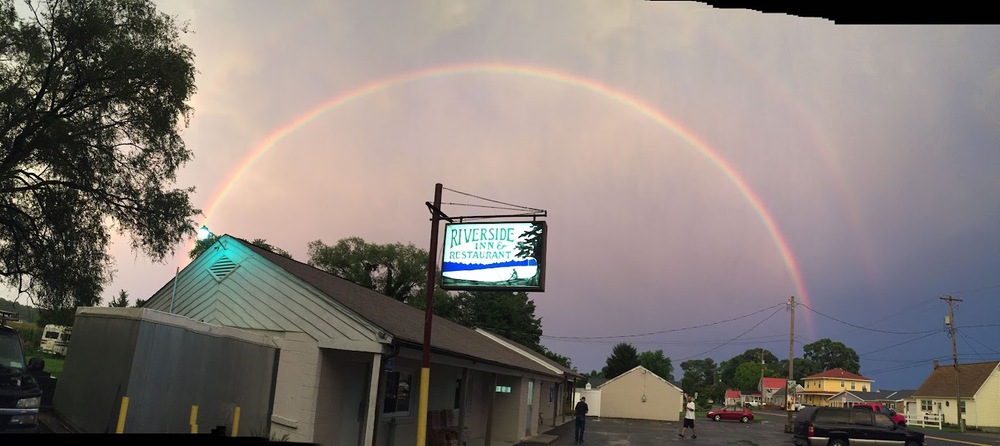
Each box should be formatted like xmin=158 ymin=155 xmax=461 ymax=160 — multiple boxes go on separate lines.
xmin=802 ymin=338 xmax=860 ymax=375
xmin=603 ymin=342 xmax=640 ymax=380
xmin=1 ymin=0 xmax=199 ymax=320
xmin=307 ymin=237 xmax=428 ymax=304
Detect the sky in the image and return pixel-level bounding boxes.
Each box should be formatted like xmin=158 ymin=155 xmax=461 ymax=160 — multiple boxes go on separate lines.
xmin=11 ymin=1 xmax=1000 ymax=390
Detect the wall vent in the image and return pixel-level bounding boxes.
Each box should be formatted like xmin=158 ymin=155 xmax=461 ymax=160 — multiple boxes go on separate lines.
xmin=209 ymin=255 xmax=238 ymax=281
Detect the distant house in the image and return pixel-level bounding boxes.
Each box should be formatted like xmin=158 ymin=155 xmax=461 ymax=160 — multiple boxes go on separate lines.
xmin=875 ymin=389 xmax=915 ymax=413
xmin=773 ymin=383 xmax=805 ymax=408
xmin=724 ymin=389 xmax=742 ymax=406
xmin=760 ymin=377 xmax=787 ymax=405
xmin=800 ymin=368 xmax=873 ymax=407
xmin=741 ymin=392 xmax=762 ymax=407
xmin=908 ymin=360 xmax=1000 ymax=431
xmin=824 ymin=389 xmax=917 ymax=412
xmin=827 ymin=390 xmax=880 ymax=407
xmin=596 ymin=366 xmax=684 ymax=422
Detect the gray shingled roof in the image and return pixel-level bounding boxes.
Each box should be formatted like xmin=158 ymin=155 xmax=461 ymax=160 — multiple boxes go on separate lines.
xmin=239 ymin=237 xmax=561 ymax=379
xmin=881 ymin=389 xmax=915 ymax=401
xmin=913 ymin=361 xmax=999 ymax=398
xmin=476 ymin=328 xmax=583 ymax=379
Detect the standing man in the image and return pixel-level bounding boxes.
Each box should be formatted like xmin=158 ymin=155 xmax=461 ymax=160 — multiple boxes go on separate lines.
xmin=679 ymin=394 xmax=697 ymax=439
xmin=575 ymin=396 xmax=589 ymax=443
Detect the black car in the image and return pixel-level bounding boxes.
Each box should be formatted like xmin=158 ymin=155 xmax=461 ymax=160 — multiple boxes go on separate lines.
xmin=793 ymin=405 xmax=926 ymax=446
xmin=1 ymin=315 xmax=44 ymax=434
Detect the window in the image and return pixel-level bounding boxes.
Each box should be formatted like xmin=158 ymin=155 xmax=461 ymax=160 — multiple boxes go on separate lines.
xmin=852 ymin=411 xmax=874 ymax=426
xmin=850 ymin=382 xmax=855 ymax=390
xmin=873 ymin=413 xmax=895 ymax=429
xmin=454 ymin=379 xmax=462 ymax=409
xmin=921 ymin=400 xmax=932 ymax=411
xmin=44 ymin=331 xmax=59 ymax=339
xmin=840 ymin=380 xmax=845 ymax=388
xmin=383 ymin=371 xmax=412 ymax=416
xmin=960 ymin=400 xmax=966 ymax=414
xmin=495 ymin=385 xmax=512 ymax=393
xmin=815 ymin=408 xmax=851 ymax=425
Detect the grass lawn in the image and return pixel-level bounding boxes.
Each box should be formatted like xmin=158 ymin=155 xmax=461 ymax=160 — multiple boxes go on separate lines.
xmin=25 ymin=349 xmax=65 ymax=379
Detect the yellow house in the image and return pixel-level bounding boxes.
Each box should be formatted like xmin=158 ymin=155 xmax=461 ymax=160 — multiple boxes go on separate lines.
xmin=800 ymin=368 xmax=873 ymax=407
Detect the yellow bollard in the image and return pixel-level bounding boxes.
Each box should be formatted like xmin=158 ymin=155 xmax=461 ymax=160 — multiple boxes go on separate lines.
xmin=115 ymin=396 xmax=129 ymax=433
xmin=190 ymin=405 xmax=199 ymax=434
xmin=232 ymin=406 xmax=241 ymax=437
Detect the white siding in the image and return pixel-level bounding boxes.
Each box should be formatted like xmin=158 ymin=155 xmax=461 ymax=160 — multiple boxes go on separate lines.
xmin=972 ymin=366 xmax=1000 ymax=429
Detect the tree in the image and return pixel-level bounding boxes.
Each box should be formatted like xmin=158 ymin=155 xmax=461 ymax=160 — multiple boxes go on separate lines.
xmin=1 ymin=0 xmax=199 ymax=322
xmin=445 ymin=290 xmax=544 ymax=350
xmin=540 ymin=346 xmax=572 ymax=369
xmin=637 ymin=349 xmax=673 ymax=381
xmin=680 ymin=358 xmax=719 ymax=404
xmin=732 ymin=361 xmax=766 ymax=392
xmin=779 ymin=357 xmax=819 ymax=381
xmin=308 ymin=236 xmax=549 ymax=355
xmin=719 ymin=348 xmax=781 ymax=388
xmin=307 ymin=237 xmax=427 ymax=304
xmin=189 ymin=234 xmax=292 ymax=259
xmin=602 ymin=342 xmax=640 ymax=380
xmin=802 ymin=338 xmax=860 ymax=374
xmin=108 ymin=289 xmax=129 ymax=307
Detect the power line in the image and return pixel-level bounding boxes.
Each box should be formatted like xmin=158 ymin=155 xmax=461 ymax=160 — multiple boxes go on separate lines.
xmin=677 ymin=306 xmax=785 ymax=361
xmin=948 ymin=284 xmax=1000 ymax=295
xmin=863 ymin=358 xmax=947 ymax=375
xmin=957 ymin=332 xmax=1000 ymax=356
xmin=797 ymin=302 xmax=940 ymax=335
xmin=442 ymin=187 xmax=543 ymax=213
xmin=542 ymin=303 xmax=786 ymax=340
xmin=957 ymin=331 xmax=989 ymax=362
xmin=859 ymin=331 xmax=941 ymax=357
xmin=440 ymin=202 xmax=538 ymax=212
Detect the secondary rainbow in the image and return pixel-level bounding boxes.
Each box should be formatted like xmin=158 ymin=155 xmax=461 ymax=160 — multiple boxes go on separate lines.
xmin=196 ymin=61 xmax=815 ymax=335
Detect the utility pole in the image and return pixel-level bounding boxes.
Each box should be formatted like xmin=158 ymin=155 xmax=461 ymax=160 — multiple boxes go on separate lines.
xmin=416 ymin=183 xmax=444 ymax=446
xmin=785 ymin=296 xmax=796 ymax=433
xmin=941 ymin=295 xmax=963 ymax=432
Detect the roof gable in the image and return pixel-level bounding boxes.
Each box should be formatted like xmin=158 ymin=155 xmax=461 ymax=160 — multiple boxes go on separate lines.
xmin=803 ymin=368 xmax=872 ymax=381
xmin=913 ymin=361 xmax=999 ymax=398
xmin=597 ymin=365 xmax=681 ymax=392
xmin=236 ymin=237 xmax=561 ymax=378
xmin=762 ymin=377 xmax=786 ymax=389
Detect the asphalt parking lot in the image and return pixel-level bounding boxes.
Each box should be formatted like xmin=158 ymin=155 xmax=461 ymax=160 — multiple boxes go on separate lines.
xmin=524 ymin=411 xmax=1000 ymax=446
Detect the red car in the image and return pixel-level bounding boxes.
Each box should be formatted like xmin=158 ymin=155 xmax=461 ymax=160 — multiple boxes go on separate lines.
xmin=707 ymin=406 xmax=755 ymax=423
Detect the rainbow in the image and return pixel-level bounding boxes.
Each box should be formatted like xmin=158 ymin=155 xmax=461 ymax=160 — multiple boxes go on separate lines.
xmin=192 ymin=61 xmax=815 ymax=335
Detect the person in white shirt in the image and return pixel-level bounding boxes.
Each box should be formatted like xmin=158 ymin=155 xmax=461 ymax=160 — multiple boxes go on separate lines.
xmin=679 ymin=394 xmax=697 ymax=439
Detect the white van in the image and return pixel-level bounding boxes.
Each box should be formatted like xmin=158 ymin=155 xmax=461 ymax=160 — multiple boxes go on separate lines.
xmin=40 ymin=324 xmax=72 ymax=356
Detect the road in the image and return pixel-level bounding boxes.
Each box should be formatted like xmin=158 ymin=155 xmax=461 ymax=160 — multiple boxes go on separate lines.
xmin=523 ymin=411 xmax=1000 ymax=446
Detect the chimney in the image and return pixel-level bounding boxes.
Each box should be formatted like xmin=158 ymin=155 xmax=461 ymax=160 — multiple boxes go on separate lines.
xmin=933 ymin=360 xmax=939 ymax=369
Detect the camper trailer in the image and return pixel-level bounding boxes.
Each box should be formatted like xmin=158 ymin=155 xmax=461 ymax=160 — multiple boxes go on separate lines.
xmin=40 ymin=324 xmax=72 ymax=356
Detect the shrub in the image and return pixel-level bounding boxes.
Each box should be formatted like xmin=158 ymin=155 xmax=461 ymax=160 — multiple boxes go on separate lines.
xmin=9 ymin=321 xmax=42 ymax=351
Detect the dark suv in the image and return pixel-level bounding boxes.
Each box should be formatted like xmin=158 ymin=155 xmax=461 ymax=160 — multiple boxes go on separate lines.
xmin=1 ymin=313 xmax=44 ymax=433
xmin=793 ymin=406 xmax=926 ymax=446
